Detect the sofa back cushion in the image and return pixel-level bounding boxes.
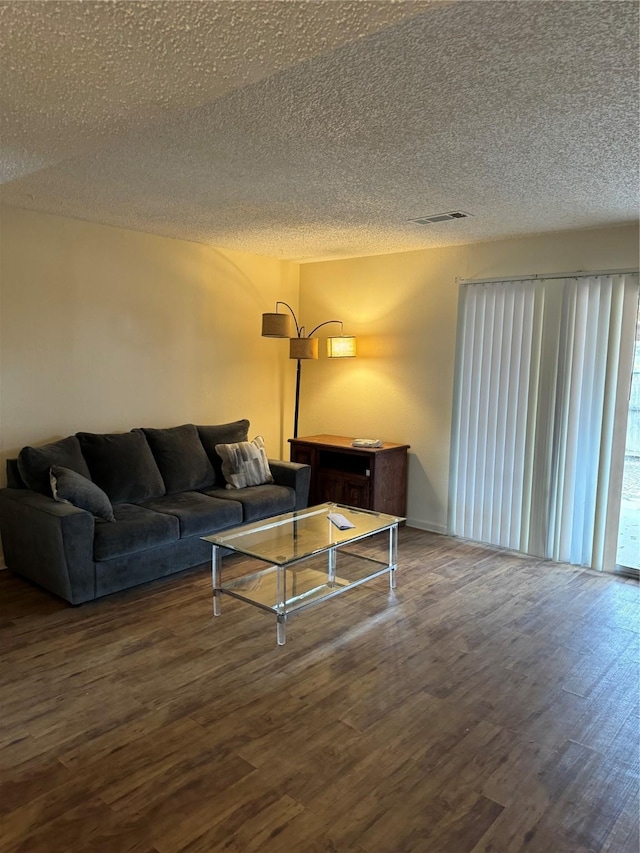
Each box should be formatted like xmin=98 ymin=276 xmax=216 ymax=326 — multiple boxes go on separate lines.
xmin=142 ymin=424 xmax=215 ymax=494
xmin=196 ymin=420 xmax=250 ymax=485
xmin=77 ymin=430 xmax=165 ymax=504
xmin=17 ymin=435 xmax=92 ymax=495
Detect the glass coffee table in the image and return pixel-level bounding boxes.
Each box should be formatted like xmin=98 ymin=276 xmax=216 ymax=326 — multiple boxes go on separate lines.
xmin=202 ymin=502 xmax=403 ymax=645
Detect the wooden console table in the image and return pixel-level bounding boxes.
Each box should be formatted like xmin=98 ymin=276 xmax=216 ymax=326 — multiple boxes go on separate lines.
xmin=289 ymin=434 xmax=409 ymax=517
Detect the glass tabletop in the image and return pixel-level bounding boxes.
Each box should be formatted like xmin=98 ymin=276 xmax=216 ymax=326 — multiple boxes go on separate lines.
xmin=202 ymin=502 xmax=404 ymax=566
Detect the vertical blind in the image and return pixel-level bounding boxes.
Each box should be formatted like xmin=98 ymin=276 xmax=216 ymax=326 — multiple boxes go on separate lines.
xmin=449 ymin=272 xmax=639 ymax=570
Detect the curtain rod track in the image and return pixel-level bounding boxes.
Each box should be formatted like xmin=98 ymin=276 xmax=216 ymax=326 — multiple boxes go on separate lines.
xmin=458 ymin=268 xmax=639 ymax=286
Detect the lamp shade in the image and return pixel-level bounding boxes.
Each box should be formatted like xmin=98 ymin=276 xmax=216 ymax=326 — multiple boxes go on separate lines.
xmin=327 ymin=335 xmax=357 ymax=358
xmin=262 ymin=312 xmax=291 ymax=338
xmin=290 ymin=337 xmax=318 ymax=360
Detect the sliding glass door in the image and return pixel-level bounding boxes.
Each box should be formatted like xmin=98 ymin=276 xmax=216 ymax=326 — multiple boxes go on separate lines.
xmin=616 ymin=303 xmax=640 ymax=575
xmin=449 ymin=271 xmax=640 ymax=572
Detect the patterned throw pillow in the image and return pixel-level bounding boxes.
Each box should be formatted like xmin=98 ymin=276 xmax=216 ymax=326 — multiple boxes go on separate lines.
xmin=215 ymin=436 xmax=274 ymax=490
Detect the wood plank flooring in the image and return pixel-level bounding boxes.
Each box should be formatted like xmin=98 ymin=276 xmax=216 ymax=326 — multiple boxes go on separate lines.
xmin=0 ymin=528 xmax=638 ymax=852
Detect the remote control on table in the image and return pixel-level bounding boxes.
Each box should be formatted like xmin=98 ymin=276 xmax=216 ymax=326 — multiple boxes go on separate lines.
xmin=328 ymin=512 xmax=356 ymax=530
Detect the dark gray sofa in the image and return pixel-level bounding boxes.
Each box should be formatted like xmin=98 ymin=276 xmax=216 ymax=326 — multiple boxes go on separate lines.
xmin=0 ymin=420 xmax=310 ymax=604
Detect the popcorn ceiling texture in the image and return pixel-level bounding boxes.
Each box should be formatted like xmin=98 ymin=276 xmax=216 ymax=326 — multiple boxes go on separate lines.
xmin=1 ymin=0 xmax=638 ymax=262
xmin=0 ymin=0 xmax=426 ymax=182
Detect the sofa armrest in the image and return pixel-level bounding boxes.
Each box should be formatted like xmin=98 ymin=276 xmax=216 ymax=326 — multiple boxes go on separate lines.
xmin=0 ymin=488 xmax=96 ymax=604
xmin=268 ymin=460 xmax=311 ymax=510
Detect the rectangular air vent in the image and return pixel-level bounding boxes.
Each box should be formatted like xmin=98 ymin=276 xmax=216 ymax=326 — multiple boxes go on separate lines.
xmin=409 ymin=211 xmax=472 ymax=225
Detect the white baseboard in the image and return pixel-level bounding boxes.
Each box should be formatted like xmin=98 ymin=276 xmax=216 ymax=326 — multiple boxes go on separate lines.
xmin=404 ymin=518 xmax=448 ymax=534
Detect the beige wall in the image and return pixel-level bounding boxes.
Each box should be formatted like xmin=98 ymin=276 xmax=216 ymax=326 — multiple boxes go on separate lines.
xmin=1 ymin=208 xmax=637 ymax=535
xmin=298 ymin=224 xmax=639 ymax=531
xmin=0 ymin=206 xmax=299 ymax=481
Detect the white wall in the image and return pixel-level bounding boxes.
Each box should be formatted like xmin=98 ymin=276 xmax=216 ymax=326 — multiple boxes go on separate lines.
xmin=299 ymin=224 xmax=639 ymax=531
xmin=0 ymin=206 xmax=299 ymax=478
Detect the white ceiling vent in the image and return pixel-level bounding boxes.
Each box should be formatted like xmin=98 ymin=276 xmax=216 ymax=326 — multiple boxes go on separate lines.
xmin=409 ymin=211 xmax=473 ymax=225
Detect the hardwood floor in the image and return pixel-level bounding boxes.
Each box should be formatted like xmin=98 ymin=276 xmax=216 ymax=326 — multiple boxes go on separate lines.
xmin=0 ymin=528 xmax=638 ymax=852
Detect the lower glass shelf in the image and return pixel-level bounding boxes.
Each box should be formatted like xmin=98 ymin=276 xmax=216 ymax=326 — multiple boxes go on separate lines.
xmin=221 ymin=552 xmax=388 ymax=614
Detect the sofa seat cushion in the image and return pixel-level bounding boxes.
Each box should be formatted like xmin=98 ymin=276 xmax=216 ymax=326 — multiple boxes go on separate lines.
xmin=77 ymin=430 xmax=165 ymax=504
xmin=17 ymin=435 xmax=92 ymax=496
xmin=142 ymin=424 xmax=215 ymax=493
xmin=201 ymin=484 xmax=295 ymax=523
xmin=94 ymin=503 xmax=180 ymax=561
xmin=140 ymin=492 xmax=243 ymax=538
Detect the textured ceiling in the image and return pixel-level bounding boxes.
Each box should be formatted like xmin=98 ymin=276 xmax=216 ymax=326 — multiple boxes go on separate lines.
xmin=1 ymin=0 xmax=638 ymax=262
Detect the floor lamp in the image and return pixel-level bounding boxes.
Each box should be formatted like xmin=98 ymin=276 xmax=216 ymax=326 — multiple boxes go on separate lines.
xmin=261 ymin=301 xmax=356 ymax=438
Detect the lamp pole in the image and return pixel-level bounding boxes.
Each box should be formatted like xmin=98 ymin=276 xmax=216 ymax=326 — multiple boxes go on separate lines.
xmin=293 ymin=357 xmax=302 ymax=439
xmin=261 ymin=302 xmax=351 ymax=439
